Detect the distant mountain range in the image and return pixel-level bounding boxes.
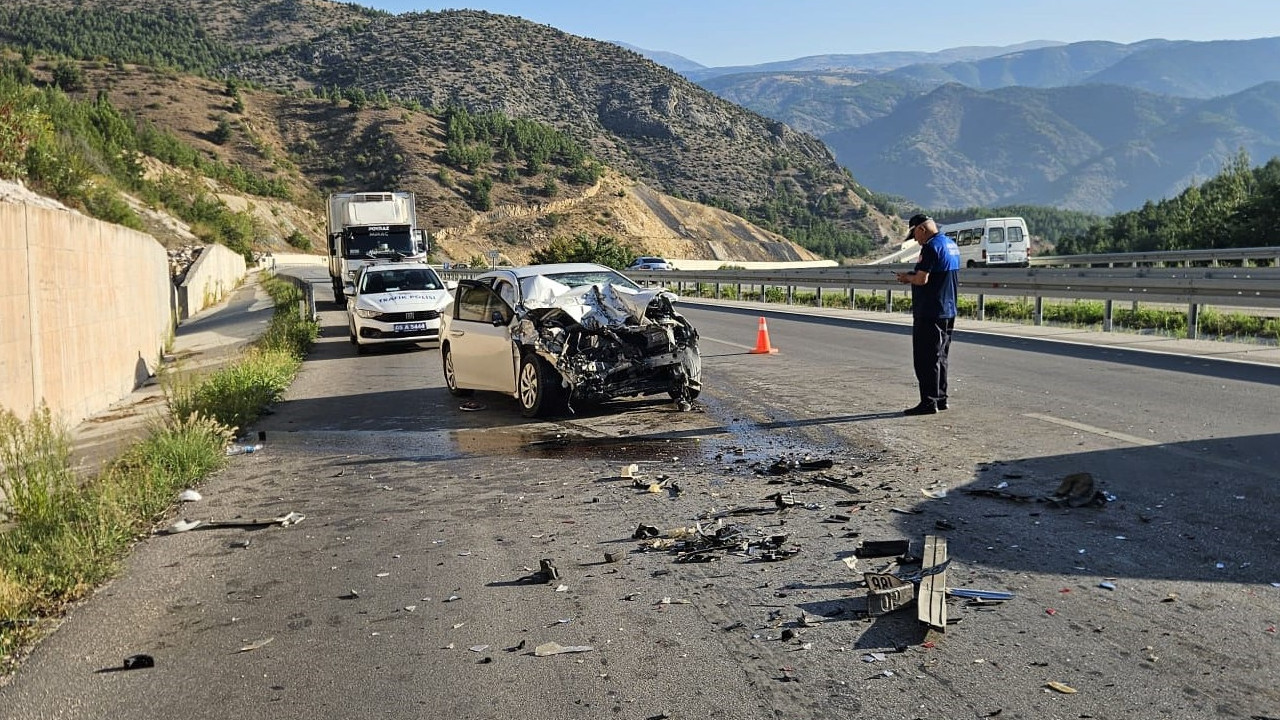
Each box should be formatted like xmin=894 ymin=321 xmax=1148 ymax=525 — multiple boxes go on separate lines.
xmin=634 ymin=37 xmax=1280 ymax=213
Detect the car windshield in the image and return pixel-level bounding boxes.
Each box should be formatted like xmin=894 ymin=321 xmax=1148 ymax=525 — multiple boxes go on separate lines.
xmin=361 ymin=268 xmax=442 ymax=293
xmin=541 ymin=269 xmax=640 ymax=290
xmin=344 ymin=231 xmax=416 ymax=259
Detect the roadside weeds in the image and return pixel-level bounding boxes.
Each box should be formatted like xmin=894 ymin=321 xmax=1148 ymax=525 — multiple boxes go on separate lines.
xmin=0 ymin=273 xmax=315 ymax=674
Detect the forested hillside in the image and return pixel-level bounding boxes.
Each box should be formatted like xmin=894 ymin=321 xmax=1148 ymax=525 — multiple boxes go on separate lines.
xmin=696 ymin=37 xmax=1280 ymax=215
xmin=0 ymin=0 xmax=905 ymax=260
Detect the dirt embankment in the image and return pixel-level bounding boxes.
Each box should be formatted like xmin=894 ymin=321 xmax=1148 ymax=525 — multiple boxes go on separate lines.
xmin=431 ymin=171 xmax=823 ymax=266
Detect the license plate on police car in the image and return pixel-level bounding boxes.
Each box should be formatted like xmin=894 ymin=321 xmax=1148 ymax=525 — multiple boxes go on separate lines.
xmin=394 ymin=322 xmax=428 ymax=332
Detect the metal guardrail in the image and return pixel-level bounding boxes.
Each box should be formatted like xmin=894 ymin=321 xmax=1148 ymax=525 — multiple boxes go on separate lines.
xmin=1028 ymin=246 xmax=1280 ymax=268
xmin=618 ymin=265 xmax=1280 ymax=338
xmin=271 ymin=269 xmax=317 ymax=322
xmin=436 ymin=251 xmax=1280 ymax=338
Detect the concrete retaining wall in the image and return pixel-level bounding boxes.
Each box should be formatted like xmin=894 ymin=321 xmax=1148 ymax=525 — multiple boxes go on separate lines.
xmin=0 ymin=201 xmax=171 ymax=426
xmin=178 ymin=243 xmax=247 ymax=320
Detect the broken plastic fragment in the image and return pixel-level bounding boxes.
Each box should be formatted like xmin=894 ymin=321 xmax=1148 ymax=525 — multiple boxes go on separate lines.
xmin=620 ymin=463 xmax=639 ymax=479
xmin=236 ymin=637 xmax=274 ymax=653
xmin=469 ymin=645 xmax=489 ymax=653
xmin=178 ymin=489 xmax=202 ymax=502
xmin=168 ymin=519 xmax=202 ymax=533
xmin=1045 ymin=681 xmax=1077 ymax=694
xmin=122 ymin=654 xmax=155 ymax=670
xmin=534 ymin=641 xmax=594 ymax=656
xmin=921 ymin=488 xmax=948 ymax=499
xmin=1098 ymin=581 xmax=1116 ymax=590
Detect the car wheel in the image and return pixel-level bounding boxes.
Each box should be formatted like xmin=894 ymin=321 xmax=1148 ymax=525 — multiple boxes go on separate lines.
xmin=669 ymin=341 xmax=702 ymax=401
xmin=518 ymin=352 xmax=564 ymax=418
xmin=442 ymin=344 xmax=473 ymax=397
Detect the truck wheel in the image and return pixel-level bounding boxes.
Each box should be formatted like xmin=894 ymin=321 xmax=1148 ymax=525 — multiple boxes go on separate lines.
xmin=518 ymin=352 xmax=564 ymax=418
xmin=442 ymin=345 xmax=473 ymax=397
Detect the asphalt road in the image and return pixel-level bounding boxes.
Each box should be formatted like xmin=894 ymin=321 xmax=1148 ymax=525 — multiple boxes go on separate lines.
xmin=3 ymin=270 xmax=1279 ymax=720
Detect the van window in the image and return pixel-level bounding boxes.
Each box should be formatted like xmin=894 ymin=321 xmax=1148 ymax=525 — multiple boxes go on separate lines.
xmin=1008 ymin=226 xmax=1024 ymax=244
xmin=989 ymin=227 xmax=1005 ymax=244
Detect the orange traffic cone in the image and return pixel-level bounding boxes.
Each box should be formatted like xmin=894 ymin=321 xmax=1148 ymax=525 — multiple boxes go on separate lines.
xmin=750 ymin=317 xmax=779 ymax=354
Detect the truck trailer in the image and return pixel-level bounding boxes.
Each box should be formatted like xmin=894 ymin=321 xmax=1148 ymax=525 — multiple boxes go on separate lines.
xmin=327 ymin=191 xmax=427 ymax=302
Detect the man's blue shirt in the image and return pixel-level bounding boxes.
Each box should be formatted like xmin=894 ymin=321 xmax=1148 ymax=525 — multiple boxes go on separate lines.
xmin=912 ymin=232 xmax=961 ymax=319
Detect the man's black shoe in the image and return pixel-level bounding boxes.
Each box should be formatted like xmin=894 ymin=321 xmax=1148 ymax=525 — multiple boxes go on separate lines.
xmin=903 ymin=403 xmax=938 ymax=416
xmin=937 ymin=400 xmax=948 ymax=411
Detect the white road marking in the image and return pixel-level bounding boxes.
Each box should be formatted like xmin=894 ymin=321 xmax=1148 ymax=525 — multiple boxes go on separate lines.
xmin=1024 ymin=412 xmax=1274 ymax=479
xmin=701 ymin=336 xmax=754 ymax=351
xmin=1023 ymin=413 xmax=1158 ymax=447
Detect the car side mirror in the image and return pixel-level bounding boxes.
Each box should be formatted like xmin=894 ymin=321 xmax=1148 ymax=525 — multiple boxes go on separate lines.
xmin=445 ymin=280 xmax=458 ymax=291
xmin=343 ymin=283 xmax=356 ymax=297
xmin=489 ymin=310 xmax=507 ymax=327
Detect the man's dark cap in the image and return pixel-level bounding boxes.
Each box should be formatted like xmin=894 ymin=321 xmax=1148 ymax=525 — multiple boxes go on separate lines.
xmin=905 ymin=214 xmax=930 ymax=241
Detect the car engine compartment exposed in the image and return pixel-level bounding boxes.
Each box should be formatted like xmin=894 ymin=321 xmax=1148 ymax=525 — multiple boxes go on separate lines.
xmin=511 ymin=282 xmax=701 ymax=406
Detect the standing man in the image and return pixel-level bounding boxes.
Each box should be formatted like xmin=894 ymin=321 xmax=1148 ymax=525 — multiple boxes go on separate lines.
xmin=895 ymin=214 xmax=961 ymax=416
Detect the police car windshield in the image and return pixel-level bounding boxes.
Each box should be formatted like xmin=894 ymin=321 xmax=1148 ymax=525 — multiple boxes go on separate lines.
xmin=361 ymin=268 xmax=442 ymax=293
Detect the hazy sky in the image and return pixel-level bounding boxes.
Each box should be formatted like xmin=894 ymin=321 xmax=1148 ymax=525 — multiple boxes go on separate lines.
xmin=363 ymin=0 xmax=1280 ymax=67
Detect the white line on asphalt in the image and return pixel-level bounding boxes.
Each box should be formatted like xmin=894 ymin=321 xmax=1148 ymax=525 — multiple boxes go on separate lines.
xmin=1024 ymin=412 xmax=1275 ymax=479
xmin=700 ymin=336 xmax=754 ymax=351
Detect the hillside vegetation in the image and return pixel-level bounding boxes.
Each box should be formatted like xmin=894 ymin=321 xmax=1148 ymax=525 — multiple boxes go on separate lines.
xmin=0 ymin=0 xmax=906 ymax=262
xmin=695 ymin=37 xmax=1280 ymax=214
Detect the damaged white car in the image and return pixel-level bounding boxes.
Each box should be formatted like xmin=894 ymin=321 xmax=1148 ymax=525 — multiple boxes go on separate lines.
xmin=440 ymin=263 xmax=701 ymax=417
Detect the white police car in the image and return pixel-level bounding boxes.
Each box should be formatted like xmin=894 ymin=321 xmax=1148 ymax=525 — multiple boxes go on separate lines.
xmin=346 ymin=262 xmax=454 ymax=353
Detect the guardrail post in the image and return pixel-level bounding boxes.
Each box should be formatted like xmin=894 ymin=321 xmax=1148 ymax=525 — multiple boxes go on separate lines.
xmin=977 ymin=294 xmax=986 ymax=321
xmin=815 ymin=286 xmax=822 ymax=307
xmin=786 ymin=285 xmax=793 ymax=304
xmin=1103 ymin=299 xmax=1113 ymax=332
xmin=736 ymin=283 xmax=742 ymax=301
xmin=714 ymin=282 xmax=721 ymax=300
xmin=848 ymin=288 xmax=856 ymax=309
xmin=1033 ymin=296 xmax=1044 ymax=326
xmin=886 ymin=290 xmax=894 ymax=313
xmin=1188 ymin=303 xmax=1200 ymax=339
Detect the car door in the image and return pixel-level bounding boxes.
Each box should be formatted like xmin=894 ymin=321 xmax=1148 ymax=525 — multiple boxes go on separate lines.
xmin=446 ymin=281 xmax=517 ymax=393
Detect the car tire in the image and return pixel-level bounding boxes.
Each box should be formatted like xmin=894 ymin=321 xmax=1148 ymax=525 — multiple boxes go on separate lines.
xmin=442 ymin=344 xmax=473 ymax=397
xmin=518 ymin=351 xmax=564 ymax=418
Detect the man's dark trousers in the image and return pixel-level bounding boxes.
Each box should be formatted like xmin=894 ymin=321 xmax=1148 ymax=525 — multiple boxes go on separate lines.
xmin=912 ymin=317 xmax=955 ymax=407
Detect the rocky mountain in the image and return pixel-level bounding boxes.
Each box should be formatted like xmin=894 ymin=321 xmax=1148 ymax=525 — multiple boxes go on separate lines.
xmin=685 ymin=41 xmax=1065 ymax=81
xmin=882 ymin=37 xmax=1280 ymax=98
xmin=0 ymin=0 xmax=904 ymax=260
xmin=696 ymin=37 xmax=1280 ymax=213
xmin=611 ymin=42 xmax=706 ymax=74
xmin=822 ymin=81 xmax=1280 ymax=213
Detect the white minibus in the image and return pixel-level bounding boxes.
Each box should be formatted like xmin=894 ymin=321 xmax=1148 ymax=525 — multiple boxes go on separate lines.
xmin=938 ymin=217 xmax=1030 ymax=267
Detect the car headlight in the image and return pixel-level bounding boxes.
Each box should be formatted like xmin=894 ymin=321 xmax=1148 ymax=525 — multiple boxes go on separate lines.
xmin=355 ymin=308 xmax=381 ymax=319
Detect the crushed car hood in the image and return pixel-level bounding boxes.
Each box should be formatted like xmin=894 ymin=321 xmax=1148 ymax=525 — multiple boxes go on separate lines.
xmin=518 ymin=275 xmax=671 ymax=330
xmin=511 ymin=278 xmax=700 ymax=406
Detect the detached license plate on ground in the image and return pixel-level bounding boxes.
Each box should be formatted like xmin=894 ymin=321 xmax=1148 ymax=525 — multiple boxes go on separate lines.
xmin=394 ymin=322 xmax=428 ymax=332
